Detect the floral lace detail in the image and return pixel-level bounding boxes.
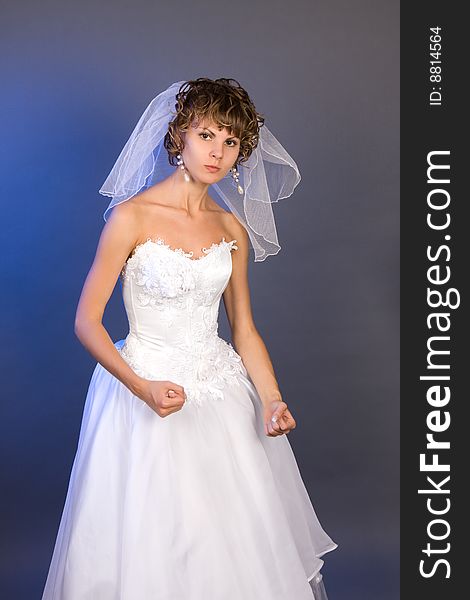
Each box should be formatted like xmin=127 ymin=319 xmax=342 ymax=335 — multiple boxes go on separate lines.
xmin=116 ymin=235 xmax=247 ymax=407
xmin=120 ymin=236 xmax=237 ymax=328
xmin=189 ymin=336 xmax=246 ymax=406
xmin=122 ymin=236 xmax=238 ymax=272
xmin=117 ymin=334 xmax=247 ymax=408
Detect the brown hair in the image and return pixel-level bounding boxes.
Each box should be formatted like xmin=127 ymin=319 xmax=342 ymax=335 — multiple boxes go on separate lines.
xmin=163 ymin=77 xmax=265 ymax=167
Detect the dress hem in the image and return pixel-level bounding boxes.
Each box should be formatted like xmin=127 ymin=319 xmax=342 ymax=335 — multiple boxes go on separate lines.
xmin=306 ymin=541 xmax=338 ymax=581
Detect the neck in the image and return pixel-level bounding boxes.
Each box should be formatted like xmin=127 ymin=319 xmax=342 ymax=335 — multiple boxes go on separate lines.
xmin=164 ymin=168 xmax=211 ymax=214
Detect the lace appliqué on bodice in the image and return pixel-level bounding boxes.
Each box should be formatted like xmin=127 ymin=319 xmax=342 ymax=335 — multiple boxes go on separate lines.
xmin=117 ymin=236 xmax=248 ymax=407
xmin=120 ymin=237 xmax=237 ymax=324
xmin=119 ymin=334 xmax=246 ymax=408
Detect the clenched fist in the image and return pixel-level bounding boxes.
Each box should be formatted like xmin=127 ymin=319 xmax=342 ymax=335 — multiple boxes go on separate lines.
xmin=138 ymin=380 xmax=187 ymax=418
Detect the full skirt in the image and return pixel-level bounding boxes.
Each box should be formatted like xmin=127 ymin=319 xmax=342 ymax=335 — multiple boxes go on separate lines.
xmin=42 ymin=340 xmax=337 ymax=599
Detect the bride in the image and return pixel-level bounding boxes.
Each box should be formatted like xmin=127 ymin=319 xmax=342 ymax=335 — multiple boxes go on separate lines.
xmin=42 ymin=77 xmax=337 ymax=599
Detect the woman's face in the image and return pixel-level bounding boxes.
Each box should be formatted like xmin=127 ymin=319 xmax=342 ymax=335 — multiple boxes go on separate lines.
xmin=180 ymin=117 xmax=240 ymax=185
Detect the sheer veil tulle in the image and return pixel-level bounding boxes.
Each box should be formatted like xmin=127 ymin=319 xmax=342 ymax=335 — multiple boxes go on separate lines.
xmin=99 ymin=80 xmax=301 ymax=261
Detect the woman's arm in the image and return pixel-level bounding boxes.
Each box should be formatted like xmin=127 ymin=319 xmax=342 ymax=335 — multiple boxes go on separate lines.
xmin=223 ymin=219 xmax=285 ymax=408
xmin=74 ymin=202 xmax=147 ymax=397
xmin=224 ymin=284 xmax=282 ymax=405
xmin=74 ymin=202 xmax=187 ymax=418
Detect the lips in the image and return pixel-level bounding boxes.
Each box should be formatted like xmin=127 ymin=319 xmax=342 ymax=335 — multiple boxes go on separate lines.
xmin=204 ymin=165 xmax=220 ymax=172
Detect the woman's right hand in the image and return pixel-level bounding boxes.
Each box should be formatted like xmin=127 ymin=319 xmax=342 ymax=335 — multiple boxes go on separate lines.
xmin=137 ymin=379 xmax=187 ymax=418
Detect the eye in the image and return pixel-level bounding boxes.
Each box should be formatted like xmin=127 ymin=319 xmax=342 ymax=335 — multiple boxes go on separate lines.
xmin=199 ymin=131 xmax=238 ymax=147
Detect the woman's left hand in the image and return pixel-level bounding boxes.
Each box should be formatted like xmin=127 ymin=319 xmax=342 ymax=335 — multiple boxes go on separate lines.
xmin=263 ymin=399 xmax=296 ymax=437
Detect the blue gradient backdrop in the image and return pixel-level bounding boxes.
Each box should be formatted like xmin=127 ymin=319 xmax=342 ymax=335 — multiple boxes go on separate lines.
xmin=0 ymin=1 xmax=399 ymax=598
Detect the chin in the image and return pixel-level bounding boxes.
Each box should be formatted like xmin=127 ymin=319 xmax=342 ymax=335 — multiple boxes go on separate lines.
xmin=197 ymin=170 xmax=225 ymax=184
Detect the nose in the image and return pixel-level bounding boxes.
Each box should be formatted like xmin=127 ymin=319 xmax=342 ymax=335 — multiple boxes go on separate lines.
xmin=210 ymin=143 xmax=224 ymax=160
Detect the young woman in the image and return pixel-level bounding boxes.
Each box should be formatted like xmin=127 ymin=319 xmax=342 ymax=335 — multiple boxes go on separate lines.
xmin=42 ymin=77 xmax=337 ymax=599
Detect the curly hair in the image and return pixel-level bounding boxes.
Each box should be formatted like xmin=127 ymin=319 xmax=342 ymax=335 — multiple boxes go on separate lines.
xmin=163 ymin=77 xmax=265 ymax=168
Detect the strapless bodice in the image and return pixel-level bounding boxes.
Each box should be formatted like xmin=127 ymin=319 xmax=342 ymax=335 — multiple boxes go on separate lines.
xmin=116 ymin=236 xmax=248 ymax=406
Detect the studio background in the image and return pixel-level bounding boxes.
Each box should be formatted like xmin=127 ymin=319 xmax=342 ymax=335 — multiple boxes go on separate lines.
xmin=0 ymin=1 xmax=399 ymax=598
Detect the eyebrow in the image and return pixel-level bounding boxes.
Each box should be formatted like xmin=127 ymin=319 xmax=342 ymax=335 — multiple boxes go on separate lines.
xmin=200 ymin=126 xmax=239 ymax=140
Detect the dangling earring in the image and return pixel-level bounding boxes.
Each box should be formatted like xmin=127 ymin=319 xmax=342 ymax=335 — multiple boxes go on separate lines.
xmin=176 ymin=153 xmax=191 ymax=182
xmin=230 ymin=166 xmax=244 ymax=195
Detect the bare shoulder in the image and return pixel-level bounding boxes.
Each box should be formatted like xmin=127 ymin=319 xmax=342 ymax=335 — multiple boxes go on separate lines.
xmin=200 ymin=194 xmax=249 ymax=249
xmin=109 ymin=190 xmax=161 ymax=236
xmin=105 ymin=199 xmax=141 ymax=234
xmin=223 ymin=210 xmax=249 ymax=247
xmin=117 ymin=190 xmax=157 ymax=218
xmin=99 ymin=199 xmax=143 ymax=261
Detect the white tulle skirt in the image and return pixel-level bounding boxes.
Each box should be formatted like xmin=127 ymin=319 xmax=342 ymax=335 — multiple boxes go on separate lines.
xmin=42 ymin=340 xmax=337 ymax=599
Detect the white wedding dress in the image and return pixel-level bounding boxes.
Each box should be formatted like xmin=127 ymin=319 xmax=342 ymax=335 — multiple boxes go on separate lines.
xmin=42 ymin=236 xmax=337 ymax=600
